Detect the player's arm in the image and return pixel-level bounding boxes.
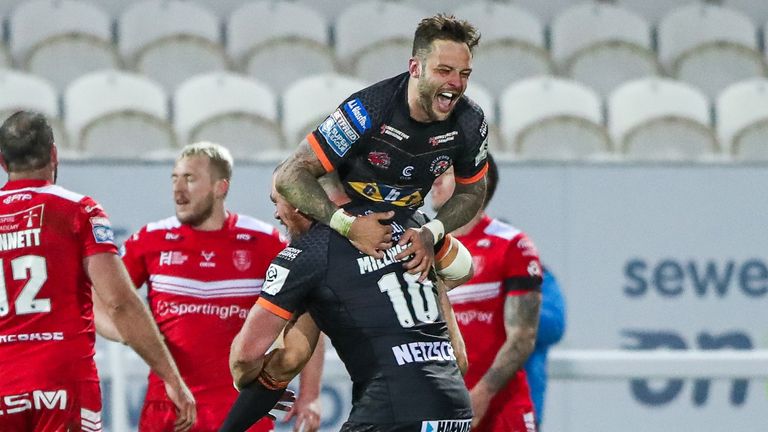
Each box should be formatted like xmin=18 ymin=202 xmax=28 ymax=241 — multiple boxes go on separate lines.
xmin=92 ymin=287 xmax=123 ymax=342
xmin=87 ymin=252 xmax=196 ymax=432
xmin=437 ymin=279 xmax=467 ymax=375
xmin=470 ymin=287 xmax=541 ymax=428
xmin=276 ymin=139 xmax=393 ymax=259
xmin=396 ymin=177 xmax=486 ymax=282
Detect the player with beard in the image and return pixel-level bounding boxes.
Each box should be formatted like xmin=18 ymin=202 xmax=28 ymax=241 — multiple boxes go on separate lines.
xmin=94 ymin=143 xmax=324 ymax=432
xmin=0 ymin=111 xmax=196 ymax=431
xmin=273 ymin=13 xmax=490 ymax=284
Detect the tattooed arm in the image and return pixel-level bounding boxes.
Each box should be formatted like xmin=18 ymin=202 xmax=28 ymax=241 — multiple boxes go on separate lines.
xmin=396 ymin=176 xmax=486 ymax=281
xmin=275 ymin=139 xmax=393 ymax=258
xmin=469 ymin=289 xmax=541 ymax=428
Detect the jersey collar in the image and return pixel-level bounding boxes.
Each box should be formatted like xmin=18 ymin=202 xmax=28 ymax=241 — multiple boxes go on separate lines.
xmin=1 ymin=179 xmax=52 ymax=191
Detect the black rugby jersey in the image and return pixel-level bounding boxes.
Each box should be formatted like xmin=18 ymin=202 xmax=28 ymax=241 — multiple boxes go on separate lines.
xmin=258 ymin=208 xmax=472 ymax=424
xmin=307 ymin=72 xmax=489 ymax=209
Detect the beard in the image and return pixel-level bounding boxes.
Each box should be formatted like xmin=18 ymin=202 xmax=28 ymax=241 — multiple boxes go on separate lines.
xmin=176 ymin=192 xmax=215 ymax=227
xmin=416 ymin=77 xmax=441 ymax=122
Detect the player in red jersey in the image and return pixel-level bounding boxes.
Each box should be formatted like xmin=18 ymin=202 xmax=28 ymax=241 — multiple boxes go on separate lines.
xmin=432 ymin=154 xmax=542 ymax=432
xmin=95 ymin=142 xmax=323 ymax=432
xmin=0 ymin=111 xmax=196 ymax=431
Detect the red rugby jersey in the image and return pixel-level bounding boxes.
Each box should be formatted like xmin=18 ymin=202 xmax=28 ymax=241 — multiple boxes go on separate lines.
xmin=0 ymin=179 xmax=118 ymax=393
xmin=121 ymin=213 xmax=285 ymax=404
xmin=448 ymin=215 xmax=542 ymax=410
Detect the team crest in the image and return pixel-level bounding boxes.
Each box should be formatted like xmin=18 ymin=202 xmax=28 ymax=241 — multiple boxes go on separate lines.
xmin=232 ymin=250 xmax=252 ymax=271
xmin=429 ymin=155 xmax=452 ymax=176
xmin=367 ymin=151 xmax=391 ymax=168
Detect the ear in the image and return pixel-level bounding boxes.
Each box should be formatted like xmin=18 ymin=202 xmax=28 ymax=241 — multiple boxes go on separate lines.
xmin=0 ymin=154 xmax=8 ymax=173
xmin=215 ymin=178 xmax=230 ymax=198
xmin=408 ymin=57 xmax=421 ymax=78
xmin=50 ymin=144 xmax=58 ymax=165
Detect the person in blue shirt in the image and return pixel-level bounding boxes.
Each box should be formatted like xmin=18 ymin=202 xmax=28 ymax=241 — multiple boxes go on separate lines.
xmin=524 ymin=267 xmax=566 ymax=428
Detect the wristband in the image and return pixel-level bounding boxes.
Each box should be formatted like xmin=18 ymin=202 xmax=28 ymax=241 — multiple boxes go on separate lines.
xmin=422 ymin=219 xmax=445 ymax=243
xmin=330 ymin=209 xmax=355 ymax=237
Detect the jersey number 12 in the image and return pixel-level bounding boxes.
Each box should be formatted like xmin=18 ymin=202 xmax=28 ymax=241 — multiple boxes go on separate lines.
xmin=0 ymin=255 xmax=49 ymax=317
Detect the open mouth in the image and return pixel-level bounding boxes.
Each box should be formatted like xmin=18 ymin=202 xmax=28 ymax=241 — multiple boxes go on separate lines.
xmin=436 ymin=91 xmax=457 ymax=113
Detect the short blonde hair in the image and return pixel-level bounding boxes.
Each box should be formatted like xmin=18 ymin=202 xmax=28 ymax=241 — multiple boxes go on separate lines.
xmin=178 ymin=141 xmax=233 ymax=180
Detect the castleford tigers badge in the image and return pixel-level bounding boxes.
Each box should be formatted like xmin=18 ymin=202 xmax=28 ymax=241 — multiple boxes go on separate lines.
xmin=232 ymin=250 xmax=252 ymax=271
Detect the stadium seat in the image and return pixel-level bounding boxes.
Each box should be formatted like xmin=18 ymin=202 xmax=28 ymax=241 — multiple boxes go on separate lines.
xmin=9 ymin=0 xmax=119 ymax=91
xmin=453 ymin=2 xmax=552 ymax=96
xmin=716 ymin=78 xmax=768 ymax=160
xmin=119 ymin=0 xmax=228 ymax=92
xmin=616 ymin=0 xmax=692 ymax=24
xmin=551 ymin=2 xmax=659 ymax=97
xmin=281 ymin=73 xmax=367 ymax=147
xmin=0 ymin=0 xmax=25 ymax=18
xmin=174 ymin=72 xmax=283 ymax=160
xmin=0 ymin=69 xmax=70 ymax=151
xmin=499 ymin=76 xmax=611 ymax=160
xmin=464 ymin=82 xmax=503 ymax=154
xmin=295 ymin=0 xmax=352 ymax=24
xmin=64 ymin=70 xmax=176 ymax=158
xmin=0 ymin=44 xmax=10 ymax=69
xmin=513 ymin=0 xmax=579 ymax=24
xmin=83 ymin=0 xmax=128 ymax=18
xmin=335 ymin=1 xmax=425 ymax=84
xmin=227 ymin=2 xmax=336 ymax=94
xmin=658 ymin=3 xmax=766 ymax=99
xmin=608 ymin=77 xmax=718 ymax=160
xmin=722 ymin=0 xmax=768 ymax=27
xmin=402 ymin=0 xmax=464 ymax=15
xmin=188 ymin=0 xmax=246 ymax=19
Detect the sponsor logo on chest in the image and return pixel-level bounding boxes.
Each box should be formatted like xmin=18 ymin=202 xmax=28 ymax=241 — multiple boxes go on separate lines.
xmin=159 ymin=251 xmax=188 ymax=266
xmin=380 ymin=124 xmax=410 ymax=141
xmin=200 ymin=251 xmax=216 ymax=268
xmin=428 ymin=131 xmax=458 ymax=147
xmin=232 ymin=250 xmax=252 ymax=271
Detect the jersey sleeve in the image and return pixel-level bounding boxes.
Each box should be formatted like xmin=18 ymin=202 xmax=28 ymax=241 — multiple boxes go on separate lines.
xmin=76 ymin=196 xmax=118 ymax=257
xmin=503 ymin=232 xmax=543 ymax=296
xmin=453 ymin=101 xmax=490 ymax=185
xmin=120 ymin=228 xmax=149 ymax=288
xmin=257 ymin=231 xmax=328 ymax=320
xmin=306 ymin=83 xmax=387 ymax=173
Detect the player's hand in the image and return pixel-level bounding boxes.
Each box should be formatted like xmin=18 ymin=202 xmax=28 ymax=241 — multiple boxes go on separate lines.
xmin=283 ymin=394 xmax=321 ymax=432
xmin=164 ymin=378 xmax=196 ymax=432
xmin=395 ymin=227 xmax=435 ymax=282
xmin=469 ymin=383 xmax=494 ymax=429
xmin=347 ymin=211 xmax=394 ymax=258
xmin=266 ymin=389 xmax=296 ymax=421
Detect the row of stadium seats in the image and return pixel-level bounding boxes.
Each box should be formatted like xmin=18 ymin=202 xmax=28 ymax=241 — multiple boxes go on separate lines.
xmin=2 ymin=68 xmax=767 ymax=161
xmin=1 ymin=0 xmax=768 ymax=100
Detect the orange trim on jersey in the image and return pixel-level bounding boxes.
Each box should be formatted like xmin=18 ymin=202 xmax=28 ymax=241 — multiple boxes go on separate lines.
xmin=307 ymin=133 xmax=335 ymax=173
xmin=455 ymin=161 xmax=489 ymax=185
xmin=257 ymin=297 xmax=293 ymax=320
xmin=435 ymin=234 xmax=454 ymax=261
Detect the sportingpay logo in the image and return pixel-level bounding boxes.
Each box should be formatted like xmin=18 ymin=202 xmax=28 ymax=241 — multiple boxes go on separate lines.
xmin=343 ymin=98 xmax=371 ymax=133
xmin=156 ymin=301 xmax=248 ymax=320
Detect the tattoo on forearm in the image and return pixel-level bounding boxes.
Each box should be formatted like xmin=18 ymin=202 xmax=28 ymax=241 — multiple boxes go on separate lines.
xmin=481 ymin=292 xmax=541 ymax=394
xmin=435 ymin=179 xmax=487 ymax=232
xmin=276 ymin=143 xmax=338 ymax=225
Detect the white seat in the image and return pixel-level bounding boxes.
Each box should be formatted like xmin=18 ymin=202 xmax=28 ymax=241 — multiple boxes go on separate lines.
xmin=723 ymin=0 xmax=768 ymax=27
xmin=335 ymin=1 xmax=425 ymax=83
xmin=83 ymin=0 xmax=129 ymax=18
xmin=282 ymin=73 xmax=367 ymax=147
xmin=0 ymin=0 xmax=25 ymax=18
xmin=615 ymin=0 xmax=692 ymax=24
xmin=119 ymin=0 xmax=228 ymax=92
xmin=402 ymin=0 xmax=464 ymax=15
xmin=499 ymin=76 xmax=610 ymax=160
xmin=64 ymin=70 xmax=176 ymax=158
xmin=453 ymin=2 xmax=552 ymax=96
xmin=552 ymin=2 xmax=659 ymax=97
xmin=658 ymin=3 xmax=766 ymax=99
xmin=9 ymin=0 xmax=119 ymax=91
xmin=227 ymin=2 xmax=335 ymax=94
xmin=0 ymin=69 xmax=69 ymax=150
xmin=174 ymin=72 xmax=283 ymax=159
xmin=608 ymin=77 xmax=718 ymax=160
xmin=295 ymin=0 xmax=352 ymax=25
xmin=716 ymin=78 xmax=768 ymax=160
xmin=0 ymin=44 xmax=10 ymax=68
xmin=464 ymin=81 xmax=502 ymax=153
xmin=188 ymin=0 xmax=247 ymax=19
xmin=512 ymin=0 xmax=579 ymax=24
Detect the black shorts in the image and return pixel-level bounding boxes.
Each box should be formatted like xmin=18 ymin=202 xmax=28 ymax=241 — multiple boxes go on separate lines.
xmin=341 ymin=418 xmax=472 ymax=432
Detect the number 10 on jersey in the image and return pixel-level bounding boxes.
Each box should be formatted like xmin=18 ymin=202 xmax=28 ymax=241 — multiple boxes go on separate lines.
xmin=378 ymin=272 xmax=439 ymax=327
